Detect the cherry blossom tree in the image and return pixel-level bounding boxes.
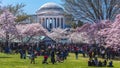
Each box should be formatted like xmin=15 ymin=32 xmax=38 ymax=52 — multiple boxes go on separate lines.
xmin=99 ymin=14 xmax=120 ymax=49
xmin=0 ymin=9 xmax=47 ymax=44
xmin=16 ymin=23 xmax=47 ymax=43
xmin=47 ymin=28 xmax=68 ymax=43
xmin=76 ymin=20 xmax=112 ymax=45
xmin=0 ymin=9 xmax=18 ymax=46
xmin=68 ymin=32 xmax=89 ymax=44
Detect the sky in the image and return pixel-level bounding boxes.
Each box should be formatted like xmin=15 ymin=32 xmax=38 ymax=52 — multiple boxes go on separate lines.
xmin=2 ymin=0 xmax=62 ymax=14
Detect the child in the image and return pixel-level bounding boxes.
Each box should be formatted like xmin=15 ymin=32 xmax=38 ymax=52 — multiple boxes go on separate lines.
xmin=42 ymin=50 xmax=49 ymax=64
xmin=108 ymin=61 xmax=113 ymax=67
xmin=103 ymin=60 xmax=107 ymax=66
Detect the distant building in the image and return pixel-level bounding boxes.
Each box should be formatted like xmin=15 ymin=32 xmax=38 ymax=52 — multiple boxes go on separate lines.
xmin=23 ymin=2 xmax=66 ymax=31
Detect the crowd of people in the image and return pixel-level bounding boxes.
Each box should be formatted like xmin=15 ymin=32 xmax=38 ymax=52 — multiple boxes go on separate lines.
xmin=68 ymin=44 xmax=120 ymax=61
xmin=0 ymin=42 xmax=69 ymax=64
xmin=0 ymin=42 xmax=119 ymax=66
xmin=88 ymin=56 xmax=114 ymax=67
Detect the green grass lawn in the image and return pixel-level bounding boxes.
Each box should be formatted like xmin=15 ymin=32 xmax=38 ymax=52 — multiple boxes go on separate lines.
xmin=0 ymin=53 xmax=120 ymax=68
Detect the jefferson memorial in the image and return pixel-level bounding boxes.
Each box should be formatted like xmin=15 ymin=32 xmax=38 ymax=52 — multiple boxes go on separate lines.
xmin=26 ymin=2 xmax=66 ymax=30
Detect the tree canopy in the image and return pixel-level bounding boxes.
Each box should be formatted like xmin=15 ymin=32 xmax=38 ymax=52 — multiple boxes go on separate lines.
xmin=0 ymin=3 xmax=28 ymax=22
xmin=62 ymin=0 xmax=120 ymax=23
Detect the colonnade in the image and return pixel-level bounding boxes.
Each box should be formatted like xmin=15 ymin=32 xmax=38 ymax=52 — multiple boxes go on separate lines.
xmin=39 ymin=16 xmax=65 ymax=29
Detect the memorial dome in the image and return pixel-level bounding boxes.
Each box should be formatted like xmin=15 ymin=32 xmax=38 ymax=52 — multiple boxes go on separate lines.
xmin=36 ymin=2 xmax=64 ymax=15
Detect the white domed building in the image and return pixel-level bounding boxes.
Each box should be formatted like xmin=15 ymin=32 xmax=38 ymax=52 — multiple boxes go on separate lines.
xmin=37 ymin=2 xmax=65 ymax=30
xmin=25 ymin=2 xmax=66 ymax=31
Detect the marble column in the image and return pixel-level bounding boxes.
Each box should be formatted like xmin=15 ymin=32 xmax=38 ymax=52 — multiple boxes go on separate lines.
xmin=44 ymin=17 xmax=47 ymax=28
xmin=36 ymin=16 xmax=38 ymax=23
xmin=56 ymin=18 xmax=58 ymax=28
xmin=61 ymin=18 xmax=63 ymax=28
xmin=52 ymin=18 xmax=54 ymax=28
xmin=28 ymin=17 xmax=30 ymax=23
xmin=62 ymin=17 xmax=64 ymax=29
xmin=59 ymin=17 xmax=61 ymax=28
xmin=45 ymin=18 xmax=48 ymax=28
xmin=42 ymin=18 xmax=43 ymax=24
xmin=63 ymin=17 xmax=65 ymax=28
xmin=39 ymin=17 xmax=43 ymax=24
xmin=55 ymin=18 xmax=57 ymax=28
xmin=48 ymin=18 xmax=50 ymax=29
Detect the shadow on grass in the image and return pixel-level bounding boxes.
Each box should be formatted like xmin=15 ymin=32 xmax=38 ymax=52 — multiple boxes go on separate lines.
xmin=0 ymin=56 xmax=12 ymax=58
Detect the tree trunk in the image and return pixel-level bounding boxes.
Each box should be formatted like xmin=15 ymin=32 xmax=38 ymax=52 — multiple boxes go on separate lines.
xmin=5 ymin=32 xmax=10 ymax=53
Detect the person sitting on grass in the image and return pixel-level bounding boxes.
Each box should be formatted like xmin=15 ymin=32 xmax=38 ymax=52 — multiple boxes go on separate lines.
xmin=88 ymin=60 xmax=92 ymax=66
xmin=98 ymin=60 xmax=102 ymax=67
xmin=91 ymin=59 xmax=95 ymax=66
xmin=103 ymin=59 xmax=107 ymax=66
xmin=108 ymin=61 xmax=114 ymax=67
xmin=94 ymin=56 xmax=98 ymax=66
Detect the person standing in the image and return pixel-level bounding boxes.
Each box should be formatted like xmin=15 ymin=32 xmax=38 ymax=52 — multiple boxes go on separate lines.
xmin=50 ymin=50 xmax=55 ymax=64
xmin=30 ymin=51 xmax=35 ymax=64
xmin=101 ymin=49 xmax=105 ymax=59
xmin=22 ymin=47 xmax=26 ymax=59
xmin=74 ymin=46 xmax=79 ymax=60
xmin=42 ymin=50 xmax=49 ymax=64
xmin=19 ymin=48 xmax=23 ymax=59
xmin=56 ymin=50 xmax=61 ymax=62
